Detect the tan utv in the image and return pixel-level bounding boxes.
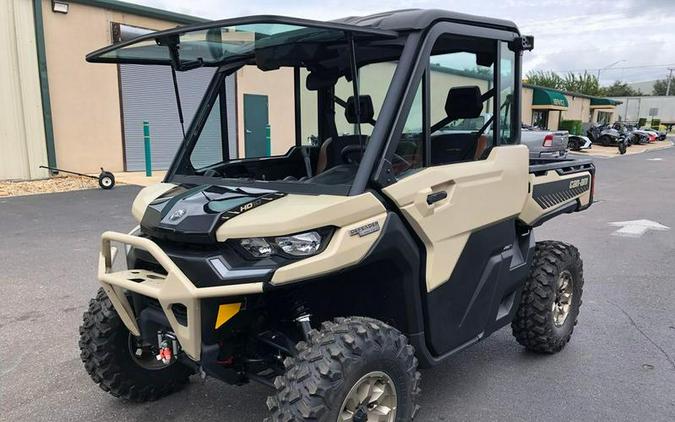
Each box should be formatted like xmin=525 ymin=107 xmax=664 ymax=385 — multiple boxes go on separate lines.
xmin=79 ymin=9 xmax=595 ymax=421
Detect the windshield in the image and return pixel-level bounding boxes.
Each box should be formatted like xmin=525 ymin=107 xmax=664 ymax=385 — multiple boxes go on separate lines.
xmin=165 ymin=25 xmax=406 ymax=195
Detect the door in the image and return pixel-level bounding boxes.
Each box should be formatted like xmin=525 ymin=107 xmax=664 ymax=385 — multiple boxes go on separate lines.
xmin=382 ymin=34 xmax=530 ymax=356
xmin=243 ymin=94 xmax=270 ymax=158
xmin=118 ymin=65 xmax=220 ymax=171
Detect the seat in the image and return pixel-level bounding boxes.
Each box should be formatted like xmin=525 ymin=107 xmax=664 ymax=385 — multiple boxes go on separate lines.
xmin=315 ymin=95 xmax=374 ymax=174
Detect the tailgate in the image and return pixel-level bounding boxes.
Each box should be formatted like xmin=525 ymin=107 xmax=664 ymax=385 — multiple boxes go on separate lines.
xmin=519 ymin=158 xmax=595 ymax=226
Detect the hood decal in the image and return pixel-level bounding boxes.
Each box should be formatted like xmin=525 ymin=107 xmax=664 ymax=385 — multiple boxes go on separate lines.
xmin=141 ymin=185 xmax=286 ymax=243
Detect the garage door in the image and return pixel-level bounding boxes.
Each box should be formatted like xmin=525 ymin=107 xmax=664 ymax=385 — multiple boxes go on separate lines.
xmin=119 ymin=65 xmax=236 ymax=171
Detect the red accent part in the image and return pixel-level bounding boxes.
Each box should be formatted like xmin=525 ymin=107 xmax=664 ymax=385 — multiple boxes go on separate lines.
xmin=543 ymin=133 xmax=554 ymax=147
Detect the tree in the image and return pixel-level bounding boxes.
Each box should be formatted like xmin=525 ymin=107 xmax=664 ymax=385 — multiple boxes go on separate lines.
xmin=562 ymin=72 xmax=601 ymax=96
xmin=525 ymin=70 xmax=565 ymax=90
xmin=600 ymin=81 xmax=641 ymax=97
xmin=652 ymin=79 xmax=674 ymax=96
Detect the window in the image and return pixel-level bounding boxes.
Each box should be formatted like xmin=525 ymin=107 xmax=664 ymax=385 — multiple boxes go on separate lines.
xmin=428 ymin=35 xmax=495 ymax=165
xmin=532 ymin=110 xmax=548 ymax=129
xmin=499 ymin=42 xmax=516 ymax=144
xmin=393 ymin=82 xmax=423 ymax=177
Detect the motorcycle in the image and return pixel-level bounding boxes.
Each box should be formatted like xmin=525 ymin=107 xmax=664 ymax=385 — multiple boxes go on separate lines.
xmin=587 ymin=123 xmax=628 ymax=154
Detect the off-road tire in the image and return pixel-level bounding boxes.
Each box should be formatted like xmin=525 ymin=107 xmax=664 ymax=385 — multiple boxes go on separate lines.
xmin=511 ymin=241 xmax=584 ymax=354
xmin=618 ymin=141 xmax=627 ymax=155
xmin=79 ymin=288 xmax=192 ymax=401
xmin=266 ymin=317 xmax=421 ymax=421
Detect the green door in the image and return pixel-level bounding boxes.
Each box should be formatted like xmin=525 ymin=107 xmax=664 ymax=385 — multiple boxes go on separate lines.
xmin=243 ymin=94 xmax=270 ymax=158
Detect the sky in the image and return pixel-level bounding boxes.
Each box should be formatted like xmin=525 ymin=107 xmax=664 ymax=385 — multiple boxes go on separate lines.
xmin=130 ymin=0 xmax=675 ymax=86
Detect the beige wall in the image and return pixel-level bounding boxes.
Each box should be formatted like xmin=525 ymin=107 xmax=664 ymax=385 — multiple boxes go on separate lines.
xmin=0 ymin=0 xmax=49 ymax=180
xmin=561 ymin=95 xmax=591 ymax=123
xmin=235 ymin=66 xmax=296 ymax=157
xmin=41 ymin=0 xmax=181 ymax=174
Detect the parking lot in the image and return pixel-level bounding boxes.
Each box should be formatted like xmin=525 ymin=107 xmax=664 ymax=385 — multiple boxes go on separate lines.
xmin=1 ymin=147 xmax=674 ymax=422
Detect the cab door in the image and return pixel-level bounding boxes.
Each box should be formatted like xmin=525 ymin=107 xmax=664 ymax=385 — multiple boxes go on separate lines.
xmin=381 ymin=33 xmax=529 ymax=356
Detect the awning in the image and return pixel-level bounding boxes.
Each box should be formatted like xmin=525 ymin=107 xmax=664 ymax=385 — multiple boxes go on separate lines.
xmin=590 ymin=97 xmax=622 ymax=108
xmin=532 ymin=87 xmax=569 ymax=110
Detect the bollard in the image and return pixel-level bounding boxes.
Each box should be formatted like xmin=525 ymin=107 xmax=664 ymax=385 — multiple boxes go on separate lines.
xmin=143 ymin=121 xmax=152 ymax=176
xmin=265 ymin=124 xmax=271 ymax=156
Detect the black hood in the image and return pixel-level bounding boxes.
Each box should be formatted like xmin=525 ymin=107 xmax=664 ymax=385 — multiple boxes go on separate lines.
xmin=140 ymin=185 xmax=286 ymax=244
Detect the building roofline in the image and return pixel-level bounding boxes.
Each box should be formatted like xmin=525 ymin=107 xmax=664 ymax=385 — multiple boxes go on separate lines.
xmin=68 ymin=0 xmax=208 ymax=25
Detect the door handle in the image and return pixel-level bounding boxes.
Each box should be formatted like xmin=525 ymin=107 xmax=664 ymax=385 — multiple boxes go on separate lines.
xmin=426 ymin=191 xmax=447 ymax=205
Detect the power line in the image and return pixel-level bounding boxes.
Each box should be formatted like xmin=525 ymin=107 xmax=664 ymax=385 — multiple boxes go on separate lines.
xmin=537 ymin=63 xmax=675 ymax=73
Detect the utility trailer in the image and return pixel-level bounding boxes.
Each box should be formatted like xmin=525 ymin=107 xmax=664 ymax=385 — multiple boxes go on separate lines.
xmin=79 ymin=10 xmax=595 ymax=421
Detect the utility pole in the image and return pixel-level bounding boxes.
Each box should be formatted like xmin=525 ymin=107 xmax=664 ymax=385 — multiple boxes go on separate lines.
xmin=666 ymin=68 xmax=674 ymax=96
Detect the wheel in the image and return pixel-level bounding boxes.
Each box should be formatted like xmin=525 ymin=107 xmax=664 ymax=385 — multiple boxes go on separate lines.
xmin=511 ymin=241 xmax=584 ymax=354
xmin=79 ymin=288 xmax=192 ymax=401
xmin=267 ymin=317 xmax=421 ymax=421
xmin=98 ymin=171 xmax=115 ymax=189
xmin=618 ymin=141 xmax=627 ymax=155
xmin=598 ymin=135 xmax=612 ymax=146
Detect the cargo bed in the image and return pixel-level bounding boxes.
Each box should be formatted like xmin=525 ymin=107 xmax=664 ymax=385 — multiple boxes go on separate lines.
xmin=519 ymin=157 xmax=595 ymax=227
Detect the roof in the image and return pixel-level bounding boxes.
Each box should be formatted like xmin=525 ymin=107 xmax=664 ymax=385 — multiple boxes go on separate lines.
xmin=532 ymin=87 xmax=569 ymax=109
xmin=68 ymin=0 xmax=207 ymax=25
xmin=333 ymin=9 xmax=520 ymax=33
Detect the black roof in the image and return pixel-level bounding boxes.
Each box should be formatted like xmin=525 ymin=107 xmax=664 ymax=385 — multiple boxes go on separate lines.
xmin=333 ymin=9 xmax=520 ymax=34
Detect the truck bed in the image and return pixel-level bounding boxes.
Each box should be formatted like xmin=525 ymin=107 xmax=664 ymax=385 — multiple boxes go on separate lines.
xmin=519 ymin=157 xmax=595 ymax=227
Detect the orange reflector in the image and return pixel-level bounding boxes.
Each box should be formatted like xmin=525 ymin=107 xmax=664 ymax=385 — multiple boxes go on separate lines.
xmin=215 ymin=303 xmax=241 ymax=329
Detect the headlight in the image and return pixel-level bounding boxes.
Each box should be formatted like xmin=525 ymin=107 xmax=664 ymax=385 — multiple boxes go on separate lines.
xmin=275 ymin=232 xmax=322 ymax=256
xmin=238 ymin=230 xmax=328 ymax=259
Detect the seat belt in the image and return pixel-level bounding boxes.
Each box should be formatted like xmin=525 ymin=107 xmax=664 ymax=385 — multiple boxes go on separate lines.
xmin=301 ymin=147 xmax=313 ymax=178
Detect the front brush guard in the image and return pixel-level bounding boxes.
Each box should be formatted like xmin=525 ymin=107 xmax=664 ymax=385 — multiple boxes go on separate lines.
xmin=98 ymin=231 xmax=263 ymax=361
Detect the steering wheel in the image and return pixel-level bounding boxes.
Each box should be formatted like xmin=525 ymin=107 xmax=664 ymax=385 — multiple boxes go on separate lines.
xmin=340 ymin=145 xmax=412 ymax=171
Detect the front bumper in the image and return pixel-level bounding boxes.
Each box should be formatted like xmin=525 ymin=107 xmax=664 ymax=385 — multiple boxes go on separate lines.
xmin=98 ymin=231 xmax=263 ymax=360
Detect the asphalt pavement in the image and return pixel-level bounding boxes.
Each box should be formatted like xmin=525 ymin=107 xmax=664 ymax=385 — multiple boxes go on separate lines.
xmin=1 ymin=148 xmax=674 ymax=421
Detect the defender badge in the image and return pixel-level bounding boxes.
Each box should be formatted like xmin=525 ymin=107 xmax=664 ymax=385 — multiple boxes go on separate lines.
xmin=169 ymin=208 xmax=187 ymax=221
xmin=349 ymin=221 xmax=381 ymax=237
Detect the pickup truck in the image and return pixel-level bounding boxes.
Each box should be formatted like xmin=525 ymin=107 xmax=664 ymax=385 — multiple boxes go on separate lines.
xmin=521 ymin=124 xmax=570 ymax=158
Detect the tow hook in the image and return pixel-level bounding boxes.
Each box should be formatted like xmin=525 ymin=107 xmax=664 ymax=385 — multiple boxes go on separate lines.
xmin=155 ymin=332 xmax=180 ymax=365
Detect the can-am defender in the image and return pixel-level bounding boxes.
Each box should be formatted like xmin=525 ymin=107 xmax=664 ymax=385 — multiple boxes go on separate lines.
xmin=80 ymin=10 xmax=595 ymax=421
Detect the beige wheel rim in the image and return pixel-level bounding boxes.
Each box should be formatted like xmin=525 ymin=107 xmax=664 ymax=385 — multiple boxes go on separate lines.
xmin=552 ymin=270 xmax=574 ymax=327
xmin=338 ymin=371 xmax=397 ymax=422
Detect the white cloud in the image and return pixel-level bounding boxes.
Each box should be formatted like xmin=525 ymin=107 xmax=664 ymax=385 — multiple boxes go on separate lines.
xmin=131 ymin=0 xmax=675 ymax=84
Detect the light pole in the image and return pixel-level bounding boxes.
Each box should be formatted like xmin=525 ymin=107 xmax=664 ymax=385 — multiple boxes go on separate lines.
xmin=597 ymin=60 xmax=626 ymax=82
xmin=666 ymin=68 xmax=674 ymax=96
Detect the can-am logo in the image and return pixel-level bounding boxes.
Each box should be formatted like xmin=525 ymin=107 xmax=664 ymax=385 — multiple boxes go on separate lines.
xmin=569 ymin=178 xmax=589 ymax=189
xmin=169 ymin=208 xmax=186 ymax=221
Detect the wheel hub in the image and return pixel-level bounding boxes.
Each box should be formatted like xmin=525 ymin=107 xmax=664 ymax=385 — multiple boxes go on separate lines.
xmin=339 ymin=371 xmax=397 ymax=422
xmin=552 ymin=270 xmax=574 ymax=327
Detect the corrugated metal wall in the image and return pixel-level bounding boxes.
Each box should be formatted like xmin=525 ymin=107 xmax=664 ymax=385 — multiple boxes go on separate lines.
xmin=0 ymin=0 xmax=49 ymax=180
xmin=119 ymin=65 xmax=237 ymax=171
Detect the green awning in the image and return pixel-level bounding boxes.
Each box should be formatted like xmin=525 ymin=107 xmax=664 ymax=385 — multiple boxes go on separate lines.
xmin=532 ymin=87 xmax=569 ymax=108
xmin=590 ymin=97 xmax=622 ymax=106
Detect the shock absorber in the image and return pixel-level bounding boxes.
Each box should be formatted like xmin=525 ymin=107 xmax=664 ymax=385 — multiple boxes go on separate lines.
xmin=293 ymin=304 xmax=312 ymax=341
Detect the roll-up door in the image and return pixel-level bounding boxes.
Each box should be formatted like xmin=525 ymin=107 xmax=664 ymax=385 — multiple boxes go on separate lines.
xmin=119 ymin=65 xmax=236 ymax=171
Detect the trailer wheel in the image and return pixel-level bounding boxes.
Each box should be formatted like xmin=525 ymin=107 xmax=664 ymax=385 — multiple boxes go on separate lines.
xmin=79 ymin=288 xmax=192 ymax=401
xmin=98 ymin=171 xmax=115 ymax=189
xmin=511 ymin=241 xmax=584 ymax=354
xmin=266 ymin=317 xmax=421 ymax=421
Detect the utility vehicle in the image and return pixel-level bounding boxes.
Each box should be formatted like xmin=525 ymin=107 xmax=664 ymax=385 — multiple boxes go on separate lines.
xmin=80 ymin=9 xmax=595 ymax=421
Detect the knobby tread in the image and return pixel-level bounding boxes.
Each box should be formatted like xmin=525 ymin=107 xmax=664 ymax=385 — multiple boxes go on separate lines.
xmin=266 ymin=317 xmax=421 ymax=421
xmin=79 ymin=288 xmax=191 ymax=402
xmin=511 ymin=241 xmax=584 ymax=353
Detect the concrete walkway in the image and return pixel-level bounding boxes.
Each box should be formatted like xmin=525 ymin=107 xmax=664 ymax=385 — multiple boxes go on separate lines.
xmin=115 ymin=171 xmax=166 ymax=187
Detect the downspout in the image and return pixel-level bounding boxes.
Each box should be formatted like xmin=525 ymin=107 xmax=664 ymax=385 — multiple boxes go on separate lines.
xmin=32 ymin=0 xmax=57 ymax=172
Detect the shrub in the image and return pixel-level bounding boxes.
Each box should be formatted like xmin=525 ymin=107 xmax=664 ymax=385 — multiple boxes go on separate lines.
xmin=559 ymin=120 xmax=584 ymax=135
